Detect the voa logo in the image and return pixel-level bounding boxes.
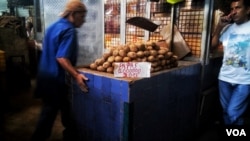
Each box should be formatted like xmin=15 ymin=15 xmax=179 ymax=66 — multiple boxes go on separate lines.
xmin=226 ymin=129 xmax=246 ymax=136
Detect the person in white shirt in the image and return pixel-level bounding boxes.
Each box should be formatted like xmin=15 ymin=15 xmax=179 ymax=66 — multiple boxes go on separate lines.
xmin=212 ymin=0 xmax=250 ymax=125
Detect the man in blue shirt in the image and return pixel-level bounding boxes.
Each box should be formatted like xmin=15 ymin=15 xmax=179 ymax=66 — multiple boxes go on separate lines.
xmin=212 ymin=0 xmax=250 ymax=126
xmin=31 ymin=1 xmax=88 ymax=141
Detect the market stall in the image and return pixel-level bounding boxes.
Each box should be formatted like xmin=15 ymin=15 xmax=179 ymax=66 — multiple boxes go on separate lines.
xmin=39 ymin=0 xmax=222 ymax=140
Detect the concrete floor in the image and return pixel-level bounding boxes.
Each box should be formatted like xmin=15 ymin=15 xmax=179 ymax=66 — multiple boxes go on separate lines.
xmin=0 ymin=78 xmax=64 ymax=141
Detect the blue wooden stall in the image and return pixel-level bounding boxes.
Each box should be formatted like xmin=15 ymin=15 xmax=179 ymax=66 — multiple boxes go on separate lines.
xmin=71 ymin=61 xmax=202 ymax=141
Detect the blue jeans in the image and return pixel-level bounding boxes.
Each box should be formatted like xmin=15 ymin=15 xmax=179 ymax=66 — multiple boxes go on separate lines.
xmin=219 ymin=80 xmax=250 ymax=125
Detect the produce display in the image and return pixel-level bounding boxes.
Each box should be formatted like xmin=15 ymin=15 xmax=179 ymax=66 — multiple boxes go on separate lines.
xmin=89 ymin=41 xmax=178 ymax=74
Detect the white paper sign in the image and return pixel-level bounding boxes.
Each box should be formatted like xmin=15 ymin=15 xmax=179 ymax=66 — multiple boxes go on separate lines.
xmin=114 ymin=62 xmax=151 ymax=78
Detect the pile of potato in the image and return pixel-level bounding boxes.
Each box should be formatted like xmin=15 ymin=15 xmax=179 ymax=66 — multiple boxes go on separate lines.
xmin=89 ymin=41 xmax=178 ymax=73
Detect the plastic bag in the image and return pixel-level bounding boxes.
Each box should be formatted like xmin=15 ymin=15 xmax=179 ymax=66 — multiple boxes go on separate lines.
xmin=160 ymin=24 xmax=191 ymax=59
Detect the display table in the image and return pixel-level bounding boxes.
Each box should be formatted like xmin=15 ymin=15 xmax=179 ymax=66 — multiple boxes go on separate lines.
xmin=71 ymin=61 xmax=202 ymax=141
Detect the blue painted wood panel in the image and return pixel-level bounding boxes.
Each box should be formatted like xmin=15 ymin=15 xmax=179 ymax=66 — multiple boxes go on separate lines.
xmin=71 ymin=62 xmax=201 ymax=141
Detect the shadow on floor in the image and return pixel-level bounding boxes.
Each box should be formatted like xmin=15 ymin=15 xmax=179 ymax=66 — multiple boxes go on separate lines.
xmin=0 ymin=78 xmax=63 ymax=141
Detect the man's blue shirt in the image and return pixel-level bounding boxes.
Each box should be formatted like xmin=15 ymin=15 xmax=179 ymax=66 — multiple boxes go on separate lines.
xmin=37 ymin=18 xmax=78 ymax=87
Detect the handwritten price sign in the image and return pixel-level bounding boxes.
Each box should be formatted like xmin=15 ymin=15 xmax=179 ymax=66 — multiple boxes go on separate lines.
xmin=114 ymin=62 xmax=151 ymax=78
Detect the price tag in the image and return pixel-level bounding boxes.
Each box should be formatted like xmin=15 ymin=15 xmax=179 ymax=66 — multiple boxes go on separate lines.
xmin=114 ymin=62 xmax=151 ymax=78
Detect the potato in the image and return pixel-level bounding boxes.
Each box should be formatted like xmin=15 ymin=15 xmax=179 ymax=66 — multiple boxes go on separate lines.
xmin=129 ymin=44 xmax=138 ymax=52
xmin=157 ymin=54 xmax=165 ymax=60
xmin=160 ymin=47 xmax=169 ymax=52
xmin=127 ymin=52 xmax=137 ymax=59
xmin=161 ymin=60 xmax=167 ymax=66
xmin=122 ymin=45 xmax=130 ymax=52
xmin=95 ymin=58 xmax=105 ymax=65
xmin=134 ymin=42 xmax=141 ymax=48
xmin=136 ymin=51 xmax=144 ymax=58
xmin=158 ymin=49 xmax=167 ymax=55
xmin=172 ymin=55 xmax=178 ymax=60
xmin=112 ymin=49 xmax=119 ymax=56
xmin=106 ymin=67 xmax=114 ymax=73
xmin=143 ymin=50 xmax=150 ymax=57
xmin=165 ymin=52 xmax=173 ymax=59
xmin=152 ymin=42 xmax=160 ymax=50
xmin=102 ymin=52 xmax=111 ymax=60
xmin=97 ymin=66 xmax=105 ymax=72
xmin=118 ymin=49 xmax=126 ymax=57
xmin=166 ymin=60 xmax=171 ymax=65
xmin=136 ymin=58 xmax=142 ymax=62
xmin=115 ymin=56 xmax=123 ymax=62
xmin=123 ymin=56 xmax=131 ymax=62
xmin=170 ymin=56 xmax=178 ymax=63
xmin=147 ymin=55 xmax=155 ymax=62
xmin=90 ymin=63 xmax=97 ymax=70
xmin=141 ymin=57 xmax=147 ymax=62
xmin=151 ymin=61 xmax=158 ymax=67
xmin=107 ymin=56 xmax=115 ymax=63
xmin=157 ymin=40 xmax=168 ymax=49
xmin=154 ymin=57 xmax=159 ymax=62
xmin=147 ymin=45 xmax=153 ymax=50
xmin=145 ymin=41 xmax=153 ymax=46
xmin=102 ymin=61 xmax=111 ymax=69
xmin=138 ymin=43 xmax=146 ymax=51
xmin=150 ymin=50 xmax=158 ymax=56
xmin=167 ymin=51 xmax=173 ymax=57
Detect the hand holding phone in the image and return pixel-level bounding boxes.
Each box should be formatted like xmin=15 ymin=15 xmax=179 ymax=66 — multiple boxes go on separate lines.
xmin=220 ymin=13 xmax=233 ymax=24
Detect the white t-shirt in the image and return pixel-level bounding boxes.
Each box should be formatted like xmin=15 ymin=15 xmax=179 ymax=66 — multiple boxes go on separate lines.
xmin=219 ymin=20 xmax=250 ymax=84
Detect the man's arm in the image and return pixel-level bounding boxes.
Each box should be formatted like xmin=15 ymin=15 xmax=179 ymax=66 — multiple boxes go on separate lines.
xmin=57 ymin=57 xmax=89 ymax=93
xmin=211 ymin=25 xmax=224 ymax=49
xmin=211 ymin=13 xmax=232 ymax=49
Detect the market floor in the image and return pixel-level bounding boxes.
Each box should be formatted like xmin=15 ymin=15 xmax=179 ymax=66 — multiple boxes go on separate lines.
xmin=0 ymin=78 xmax=64 ymax=141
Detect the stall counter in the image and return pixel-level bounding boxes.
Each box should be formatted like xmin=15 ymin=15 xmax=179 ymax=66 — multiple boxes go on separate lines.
xmin=71 ymin=61 xmax=202 ymax=141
